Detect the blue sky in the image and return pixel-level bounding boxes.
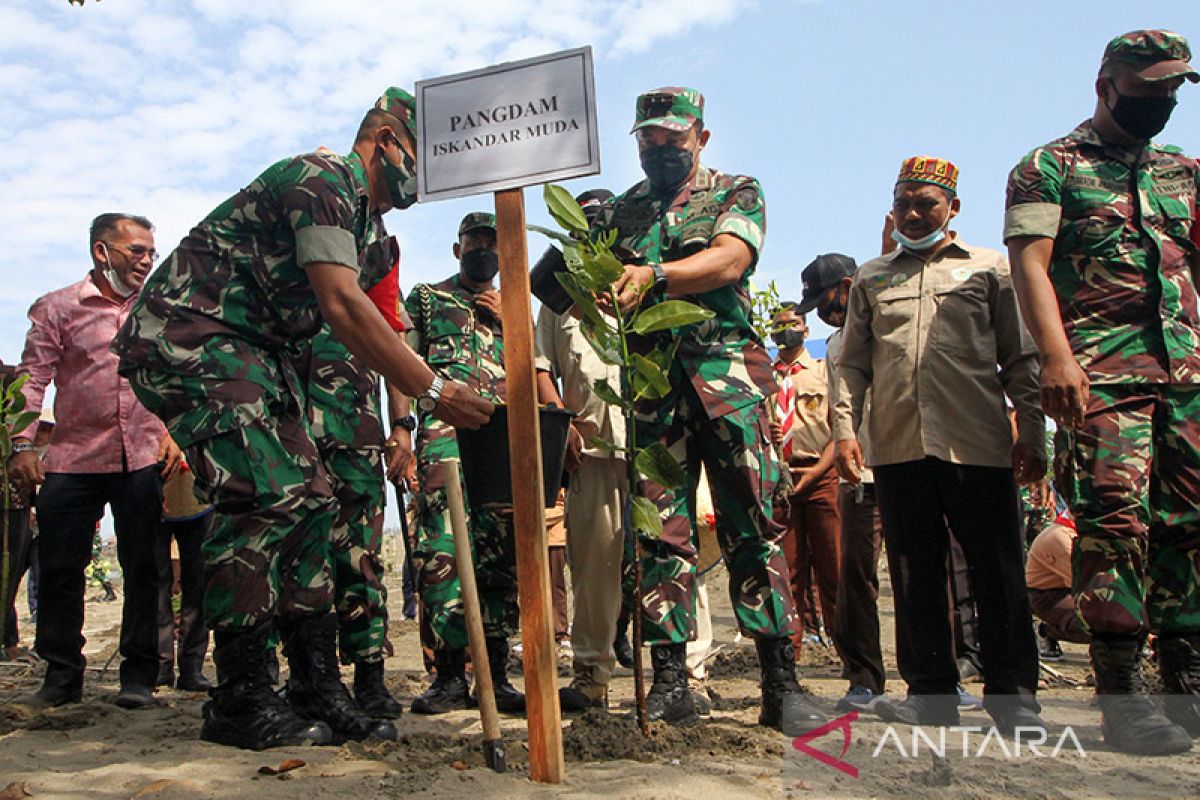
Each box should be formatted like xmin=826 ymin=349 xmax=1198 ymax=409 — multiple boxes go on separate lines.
xmin=3 ymin=0 xmax=1198 ymax=529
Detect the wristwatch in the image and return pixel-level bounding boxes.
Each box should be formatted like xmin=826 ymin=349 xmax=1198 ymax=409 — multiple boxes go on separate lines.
xmin=415 ymin=376 xmax=445 ymax=414
xmin=392 ymin=415 xmax=417 ymax=432
xmin=650 ymin=263 xmax=668 ymax=296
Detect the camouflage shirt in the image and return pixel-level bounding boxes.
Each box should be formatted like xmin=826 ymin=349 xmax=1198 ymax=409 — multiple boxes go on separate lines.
xmin=307 ymin=214 xmax=395 ymax=453
xmin=113 ymin=150 xmax=385 ymax=446
xmin=591 ymin=164 xmax=777 ymax=418
xmin=1004 ymin=119 xmax=1200 ymax=385
xmin=404 ymin=273 xmax=507 ymax=415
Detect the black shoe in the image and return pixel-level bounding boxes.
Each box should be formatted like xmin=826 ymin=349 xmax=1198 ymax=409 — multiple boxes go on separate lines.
xmin=875 ymin=694 xmax=960 ymax=726
xmin=989 ymin=705 xmax=1048 ymax=737
xmin=559 ymin=676 xmax=607 ymax=711
xmin=645 ymin=643 xmax=698 ymax=726
xmin=613 ymin=628 xmax=635 ymax=670
xmin=756 ymin=637 xmax=826 ymax=735
xmin=201 ymin=622 xmax=333 ymax=750
xmin=176 ymin=673 xmax=213 ymax=693
xmin=115 ymin=684 xmax=155 ymax=709
xmin=282 ymin=614 xmax=397 ymax=744
xmin=478 ymin=638 xmax=525 ymax=714
xmin=957 ymin=656 xmax=982 ymax=684
xmin=1159 ymin=635 xmax=1200 ymax=738
xmin=1092 ymin=638 xmax=1192 ymax=755
xmin=353 ymin=660 xmax=403 ymax=719
xmin=690 ymin=685 xmax=713 ymax=716
xmin=411 ymin=649 xmax=471 ymax=715
xmin=22 ymin=678 xmax=83 ymax=709
xmin=156 ymin=665 xmax=175 ymax=688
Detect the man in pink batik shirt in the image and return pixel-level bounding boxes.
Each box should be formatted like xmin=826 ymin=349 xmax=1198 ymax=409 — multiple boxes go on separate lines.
xmin=9 ymin=213 xmax=181 ymax=710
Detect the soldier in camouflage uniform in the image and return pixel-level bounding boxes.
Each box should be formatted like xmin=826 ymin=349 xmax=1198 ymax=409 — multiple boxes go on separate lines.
xmin=590 ymin=87 xmax=825 ymax=734
xmin=112 ymin=88 xmax=492 ymax=750
xmin=1005 ymin=30 xmax=1200 ymax=755
xmin=400 ymin=212 xmax=528 ymax=715
xmin=306 ymin=223 xmax=404 ymax=720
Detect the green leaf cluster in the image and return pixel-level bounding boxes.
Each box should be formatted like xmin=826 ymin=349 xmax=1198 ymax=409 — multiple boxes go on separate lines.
xmin=534 ymin=184 xmax=720 ymax=539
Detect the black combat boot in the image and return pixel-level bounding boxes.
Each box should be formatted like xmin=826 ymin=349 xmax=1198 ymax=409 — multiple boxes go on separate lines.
xmin=353 ymin=659 xmax=403 ymax=720
xmin=613 ymin=608 xmax=635 ymax=669
xmin=1159 ymin=635 xmax=1200 ymax=738
xmin=282 ymin=613 xmax=397 ymax=744
xmin=756 ymin=637 xmax=827 ymax=735
xmin=482 ymin=638 xmax=526 ymax=713
xmin=410 ymin=649 xmax=471 ymax=714
xmin=200 ymin=622 xmax=332 ymax=750
xmin=645 ymin=643 xmax=698 ymax=726
xmin=1091 ymin=636 xmax=1192 ymax=754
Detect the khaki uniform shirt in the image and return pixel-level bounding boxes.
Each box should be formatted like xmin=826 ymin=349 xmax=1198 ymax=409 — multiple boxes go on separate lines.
xmin=535 ymin=305 xmax=626 ymax=458
xmin=775 ymin=348 xmax=829 ymax=461
xmin=826 ymin=328 xmax=875 ymax=483
xmin=832 ymin=236 xmax=1043 ymax=469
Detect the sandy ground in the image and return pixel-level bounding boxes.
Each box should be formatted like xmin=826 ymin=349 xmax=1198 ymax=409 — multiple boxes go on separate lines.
xmin=2 ymin=541 xmax=1199 ymax=799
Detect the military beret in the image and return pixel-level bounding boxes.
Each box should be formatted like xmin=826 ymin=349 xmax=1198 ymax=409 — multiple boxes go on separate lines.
xmin=1102 ymin=29 xmax=1200 ymax=83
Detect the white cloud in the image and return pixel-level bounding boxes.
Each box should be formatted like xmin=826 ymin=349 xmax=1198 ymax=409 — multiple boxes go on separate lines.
xmin=0 ymin=0 xmax=755 ymax=363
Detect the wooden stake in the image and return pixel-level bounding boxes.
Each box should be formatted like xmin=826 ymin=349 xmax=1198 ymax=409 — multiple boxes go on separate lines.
xmin=493 ymin=187 xmax=565 ymax=784
xmin=444 ymin=461 xmax=506 ymax=772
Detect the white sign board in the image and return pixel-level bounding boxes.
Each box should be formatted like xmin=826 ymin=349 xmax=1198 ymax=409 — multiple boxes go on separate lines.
xmin=415 ymin=47 xmax=601 ymax=202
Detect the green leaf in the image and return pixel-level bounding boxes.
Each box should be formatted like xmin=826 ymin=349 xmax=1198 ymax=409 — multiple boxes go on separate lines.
xmin=526 ymin=223 xmax=574 ymax=246
xmin=629 ymin=300 xmax=715 ymax=335
xmin=578 ymin=245 xmax=625 ymax=286
xmin=544 ymin=184 xmax=590 ymax=235
xmin=4 ymin=374 xmax=28 ymax=403
xmin=630 ymin=494 xmax=663 ymax=539
xmin=579 ymin=317 xmax=624 ymax=366
xmin=554 ymin=273 xmax=604 ymax=327
xmin=630 ymin=353 xmax=670 ymax=399
xmin=0 ymin=427 xmax=9 ymax=459
xmin=644 ymin=337 xmax=680 ymax=372
xmin=587 ymin=436 xmax=623 ymax=454
xmin=9 ymin=412 xmax=37 ymax=435
xmin=6 ymin=388 xmax=25 ymax=415
xmin=592 ymin=378 xmax=631 ymax=411
xmin=635 ymin=442 xmax=688 ymax=489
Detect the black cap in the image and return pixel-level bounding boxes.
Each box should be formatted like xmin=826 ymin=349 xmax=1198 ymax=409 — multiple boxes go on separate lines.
xmin=575 ymin=189 xmax=614 ymax=226
xmin=798 ymin=253 xmax=857 ymax=315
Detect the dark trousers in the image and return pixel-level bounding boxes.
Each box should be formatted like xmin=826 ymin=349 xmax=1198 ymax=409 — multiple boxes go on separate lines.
xmin=875 ymin=458 xmax=1039 ymax=712
xmin=157 ymin=512 xmax=211 ymax=678
xmin=3 ymin=509 xmax=33 ymax=648
xmin=35 ymin=467 xmax=164 ymax=690
xmin=776 ymin=467 xmax=841 ymax=652
xmin=833 ymin=482 xmax=886 ymax=694
xmin=949 ymin=534 xmax=982 ymax=672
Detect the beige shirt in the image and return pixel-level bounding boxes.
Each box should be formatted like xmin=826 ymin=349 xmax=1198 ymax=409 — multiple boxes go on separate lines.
xmin=832 ymin=236 xmax=1043 ymax=469
xmin=535 ymin=305 xmax=626 ymax=458
xmin=826 ymin=328 xmax=875 ymax=483
xmin=1026 ymin=522 xmax=1075 ymax=591
xmin=774 ymin=348 xmax=830 ymax=461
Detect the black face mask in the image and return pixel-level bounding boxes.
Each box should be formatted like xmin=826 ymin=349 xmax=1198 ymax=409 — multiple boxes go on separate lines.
xmin=817 ymin=293 xmax=847 ymax=328
xmin=771 ymin=329 xmax=806 ymax=350
xmin=1107 ymin=84 xmax=1177 ymax=140
xmin=640 ymin=144 xmax=693 ymax=194
xmin=460 ymin=247 xmax=499 ymax=283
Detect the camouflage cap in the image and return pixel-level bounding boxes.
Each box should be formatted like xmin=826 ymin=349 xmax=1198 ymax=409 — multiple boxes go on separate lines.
xmin=458 ymin=212 xmax=496 ymax=237
xmin=630 ymin=87 xmax=704 ymax=133
xmin=896 ymin=156 xmax=960 ymax=195
xmin=798 ymin=253 xmax=857 ymax=315
xmin=1102 ymin=30 xmax=1200 ymax=83
xmin=374 ymin=87 xmax=418 ymax=139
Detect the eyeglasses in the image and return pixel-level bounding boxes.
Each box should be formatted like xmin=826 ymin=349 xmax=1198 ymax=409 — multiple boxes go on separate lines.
xmin=103 ymin=241 xmax=159 ymax=263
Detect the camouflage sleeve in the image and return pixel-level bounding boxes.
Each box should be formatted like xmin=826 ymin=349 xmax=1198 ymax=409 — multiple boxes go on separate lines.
xmin=1003 ymin=146 xmax=1064 ymax=242
xmin=714 ymin=176 xmax=766 ymax=264
xmin=403 ymin=284 xmax=427 ymax=354
xmin=279 ymin=154 xmax=361 ymax=270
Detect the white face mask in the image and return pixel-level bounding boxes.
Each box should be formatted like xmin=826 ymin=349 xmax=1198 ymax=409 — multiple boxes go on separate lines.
xmin=890 ymin=217 xmax=951 ymax=252
xmin=99 ymin=243 xmax=137 ymax=298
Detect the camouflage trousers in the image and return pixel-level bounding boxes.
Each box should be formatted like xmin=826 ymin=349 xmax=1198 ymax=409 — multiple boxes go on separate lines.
xmin=322 ymin=446 xmax=389 ymax=664
xmin=413 ymin=425 xmax=518 ymax=651
xmin=635 ymin=381 xmax=795 ymax=645
xmin=184 ymin=408 xmax=337 ymax=632
xmin=1055 ymin=384 xmax=1200 ymax=637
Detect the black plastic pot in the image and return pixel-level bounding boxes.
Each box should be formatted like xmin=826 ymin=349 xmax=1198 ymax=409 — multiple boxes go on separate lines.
xmin=529 ymin=245 xmax=573 ymax=314
xmin=457 ymin=405 xmax=575 ymax=508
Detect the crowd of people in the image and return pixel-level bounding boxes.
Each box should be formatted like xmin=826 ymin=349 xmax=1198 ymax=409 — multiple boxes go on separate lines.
xmin=1 ymin=27 xmax=1198 ymax=761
